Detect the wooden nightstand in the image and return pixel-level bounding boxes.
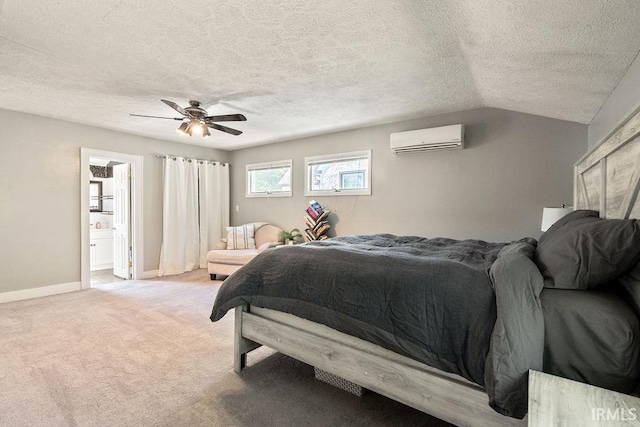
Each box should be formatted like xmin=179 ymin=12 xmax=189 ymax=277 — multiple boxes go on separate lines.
xmin=528 ymin=370 xmax=640 ymax=426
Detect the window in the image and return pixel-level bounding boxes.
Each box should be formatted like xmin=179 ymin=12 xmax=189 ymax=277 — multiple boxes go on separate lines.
xmin=246 ymin=159 xmax=292 ymax=198
xmin=304 ymin=150 xmax=371 ymax=196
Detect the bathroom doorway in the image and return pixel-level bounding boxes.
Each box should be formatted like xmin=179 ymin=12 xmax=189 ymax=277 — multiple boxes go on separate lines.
xmin=80 ymin=148 xmax=144 ymax=289
xmin=88 ymin=158 xmax=128 ymax=284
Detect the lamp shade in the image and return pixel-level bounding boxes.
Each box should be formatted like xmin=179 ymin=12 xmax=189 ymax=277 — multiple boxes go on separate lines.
xmin=541 ymin=206 xmax=573 ymax=232
xmin=177 ymin=122 xmax=189 ymax=135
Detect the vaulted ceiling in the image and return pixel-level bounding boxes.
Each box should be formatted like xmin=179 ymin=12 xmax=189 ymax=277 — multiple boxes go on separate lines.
xmin=1 ymin=0 xmax=639 ymax=150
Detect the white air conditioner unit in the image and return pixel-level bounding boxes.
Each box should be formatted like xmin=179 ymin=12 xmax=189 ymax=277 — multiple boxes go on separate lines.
xmin=390 ymin=124 xmax=465 ymax=154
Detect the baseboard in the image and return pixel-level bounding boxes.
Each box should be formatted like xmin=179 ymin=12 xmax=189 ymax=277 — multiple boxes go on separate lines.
xmin=0 ymin=281 xmax=82 ymax=304
xmin=142 ymin=270 xmax=159 ymax=279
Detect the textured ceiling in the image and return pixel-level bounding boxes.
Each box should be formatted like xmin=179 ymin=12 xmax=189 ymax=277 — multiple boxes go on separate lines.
xmin=0 ymin=0 xmax=639 ymax=150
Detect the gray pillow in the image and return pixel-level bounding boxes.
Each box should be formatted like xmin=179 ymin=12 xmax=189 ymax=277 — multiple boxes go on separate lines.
xmin=534 ymin=218 xmax=640 ymax=289
xmin=538 ymin=209 xmax=600 ymax=246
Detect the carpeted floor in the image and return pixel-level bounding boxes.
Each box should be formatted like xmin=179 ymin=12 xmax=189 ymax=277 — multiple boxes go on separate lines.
xmin=0 ymin=269 xmax=451 ymax=426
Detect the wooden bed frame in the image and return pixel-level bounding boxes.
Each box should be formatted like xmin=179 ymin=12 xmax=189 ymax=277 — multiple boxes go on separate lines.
xmin=574 ymin=106 xmax=640 ymax=218
xmin=234 ymin=305 xmax=524 ymax=426
xmin=232 ymin=108 xmax=640 ymax=427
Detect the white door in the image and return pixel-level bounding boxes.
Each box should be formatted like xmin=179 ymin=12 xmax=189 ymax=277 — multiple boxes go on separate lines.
xmin=113 ymin=163 xmax=130 ymax=279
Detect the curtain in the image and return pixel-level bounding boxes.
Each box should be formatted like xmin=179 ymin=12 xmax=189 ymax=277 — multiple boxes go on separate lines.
xmin=158 ymin=157 xmax=230 ymax=276
xmin=198 ymin=162 xmax=230 ymax=268
xmin=158 ymin=157 xmax=200 ymax=276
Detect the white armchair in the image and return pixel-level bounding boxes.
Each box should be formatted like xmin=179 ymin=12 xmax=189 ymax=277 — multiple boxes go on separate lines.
xmin=207 ymin=222 xmax=284 ymax=280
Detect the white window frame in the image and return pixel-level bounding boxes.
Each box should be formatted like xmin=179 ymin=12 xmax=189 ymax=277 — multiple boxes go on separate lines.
xmin=304 ymin=150 xmax=372 ymax=197
xmin=246 ymin=159 xmax=293 ymax=198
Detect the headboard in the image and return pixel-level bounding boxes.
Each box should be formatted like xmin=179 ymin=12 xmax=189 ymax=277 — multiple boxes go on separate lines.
xmin=574 ymin=108 xmax=640 ymax=219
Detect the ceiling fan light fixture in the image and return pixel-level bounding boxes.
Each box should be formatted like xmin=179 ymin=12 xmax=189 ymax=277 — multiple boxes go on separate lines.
xmin=186 ymin=121 xmax=204 ymax=137
xmin=177 ymin=122 xmax=189 ymax=135
xmin=202 ymin=125 xmax=211 ymax=137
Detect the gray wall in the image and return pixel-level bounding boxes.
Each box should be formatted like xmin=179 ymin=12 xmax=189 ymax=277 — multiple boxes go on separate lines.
xmin=0 ymin=108 xmax=228 ymax=293
xmin=0 ymin=106 xmax=587 ymax=294
xmin=230 ymin=108 xmax=586 ymax=242
xmin=588 ymin=53 xmax=640 ymax=150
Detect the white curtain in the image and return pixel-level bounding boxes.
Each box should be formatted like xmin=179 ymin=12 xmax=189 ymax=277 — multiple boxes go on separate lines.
xmin=198 ymin=162 xmax=230 ymax=268
xmin=158 ymin=157 xmax=230 ymax=276
xmin=158 ymin=157 xmax=200 ymax=276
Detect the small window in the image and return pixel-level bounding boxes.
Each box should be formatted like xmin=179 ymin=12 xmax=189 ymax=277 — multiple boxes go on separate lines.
xmin=246 ymin=159 xmax=292 ymax=198
xmin=304 ymin=150 xmax=371 ymax=196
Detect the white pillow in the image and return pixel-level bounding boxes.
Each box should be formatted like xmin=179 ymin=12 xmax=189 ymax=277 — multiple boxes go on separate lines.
xmin=226 ymin=224 xmax=256 ymax=250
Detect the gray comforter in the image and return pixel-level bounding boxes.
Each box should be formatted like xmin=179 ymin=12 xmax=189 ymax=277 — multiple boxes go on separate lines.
xmin=210 ymin=234 xmax=544 ymax=418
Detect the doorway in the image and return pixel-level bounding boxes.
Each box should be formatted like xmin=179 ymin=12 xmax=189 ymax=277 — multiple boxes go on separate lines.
xmin=88 ymin=158 xmax=129 ymax=284
xmin=80 ymin=148 xmax=144 ymax=289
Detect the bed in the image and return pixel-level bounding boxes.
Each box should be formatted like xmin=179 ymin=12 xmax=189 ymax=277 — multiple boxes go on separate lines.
xmin=209 ymin=108 xmax=640 ymax=426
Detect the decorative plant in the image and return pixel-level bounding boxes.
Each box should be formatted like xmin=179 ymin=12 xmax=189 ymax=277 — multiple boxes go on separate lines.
xmin=282 ymin=228 xmax=304 ymax=244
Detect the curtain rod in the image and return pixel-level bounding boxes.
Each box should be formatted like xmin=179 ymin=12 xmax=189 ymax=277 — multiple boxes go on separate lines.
xmin=154 ymin=154 xmax=229 ymax=166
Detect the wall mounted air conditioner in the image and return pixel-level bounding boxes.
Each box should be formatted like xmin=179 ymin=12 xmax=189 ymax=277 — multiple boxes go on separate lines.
xmin=390 ymin=124 xmax=465 ymax=154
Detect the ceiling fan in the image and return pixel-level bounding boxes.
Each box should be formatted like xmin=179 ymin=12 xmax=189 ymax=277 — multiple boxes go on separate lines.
xmin=130 ymin=99 xmax=246 ymax=137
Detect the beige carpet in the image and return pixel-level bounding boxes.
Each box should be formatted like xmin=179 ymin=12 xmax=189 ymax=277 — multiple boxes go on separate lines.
xmin=0 ymin=269 xmax=450 ymax=426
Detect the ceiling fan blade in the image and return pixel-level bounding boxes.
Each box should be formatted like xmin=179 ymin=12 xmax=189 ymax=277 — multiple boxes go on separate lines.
xmin=206 ymin=123 xmax=243 ymax=136
xmin=130 ymin=114 xmax=183 ymax=120
xmin=161 ymin=99 xmax=187 ymax=116
xmin=203 ymin=114 xmax=247 ymax=122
